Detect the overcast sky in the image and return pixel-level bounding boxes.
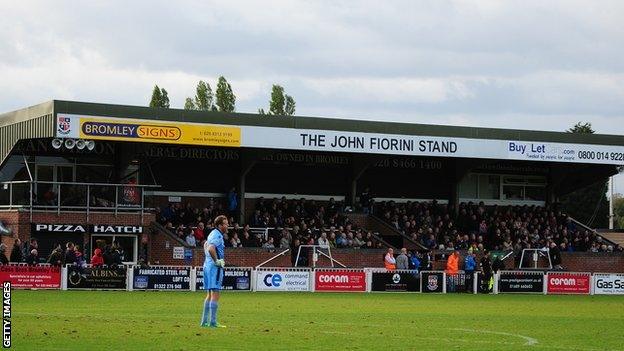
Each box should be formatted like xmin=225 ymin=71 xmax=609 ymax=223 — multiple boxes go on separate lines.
xmin=1 ymin=1 xmax=623 ymax=193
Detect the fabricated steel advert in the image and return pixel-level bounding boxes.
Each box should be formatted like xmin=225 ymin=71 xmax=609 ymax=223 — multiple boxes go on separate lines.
xmin=66 ymin=266 xmax=127 ymax=290
xmin=547 ymin=272 xmax=590 ymax=294
xmin=133 ymin=267 xmax=191 ymax=291
xmin=314 ymin=271 xmax=366 ymax=292
xmin=196 ymin=268 xmax=251 ymax=291
xmin=371 ymin=271 xmax=420 ymax=292
xmin=593 ymin=273 xmax=624 ymax=295
xmin=0 ymin=265 xmax=61 ymax=289
xmin=256 ymin=270 xmax=310 ymax=292
xmin=498 ymin=272 xmax=544 ymax=293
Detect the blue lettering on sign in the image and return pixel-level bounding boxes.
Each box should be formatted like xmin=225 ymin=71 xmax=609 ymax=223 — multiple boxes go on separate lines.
xmin=263 ymin=273 xmax=282 ymax=287
xmin=509 ymin=142 xmax=546 ymax=155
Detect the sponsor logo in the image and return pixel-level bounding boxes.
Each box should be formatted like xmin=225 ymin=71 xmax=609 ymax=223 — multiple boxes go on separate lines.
xmin=92 ymin=225 xmax=143 ymax=234
xmin=595 ymin=278 xmax=624 ymax=290
xmin=236 ymin=277 xmax=250 ymax=290
xmin=392 ymin=274 xmax=401 ymax=284
xmin=263 ymin=273 xmax=282 ymax=287
xmin=427 ymin=275 xmax=438 ymax=291
xmin=34 ymin=224 xmax=86 ymax=233
xmin=549 ymin=277 xmax=577 ymax=286
xmin=134 ymin=276 xmax=148 ymax=289
xmin=82 ymin=122 xmax=181 ymax=141
xmin=318 ymin=274 xmax=348 ymax=283
xmin=57 ymin=117 xmax=71 ymax=135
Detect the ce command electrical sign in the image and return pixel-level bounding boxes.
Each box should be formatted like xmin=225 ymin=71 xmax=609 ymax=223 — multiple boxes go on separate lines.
xmin=255 ymin=271 xmax=310 ymax=292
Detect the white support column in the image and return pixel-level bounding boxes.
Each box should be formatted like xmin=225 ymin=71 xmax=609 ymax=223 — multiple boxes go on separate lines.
xmin=61 ymin=266 xmax=68 ymax=291
xmin=127 ymin=265 xmax=134 ymax=291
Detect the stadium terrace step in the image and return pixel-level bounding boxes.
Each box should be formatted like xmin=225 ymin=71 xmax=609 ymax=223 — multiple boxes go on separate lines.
xmin=345 ymin=213 xmax=426 ymax=251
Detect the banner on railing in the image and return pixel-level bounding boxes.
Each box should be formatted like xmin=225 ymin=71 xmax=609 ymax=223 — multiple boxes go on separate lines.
xmin=446 ymin=272 xmax=474 ymax=293
xmin=547 ymin=272 xmax=590 ymax=294
xmin=0 ymin=265 xmax=61 ymax=289
xmin=371 ymin=270 xmax=420 ymax=292
xmin=133 ymin=266 xmax=191 ymax=291
xmin=498 ymin=271 xmax=544 ymax=293
xmin=421 ymin=271 xmax=444 ymax=293
xmin=66 ymin=266 xmax=127 ymax=290
xmin=593 ymin=273 xmax=624 ymax=295
xmin=255 ymin=269 xmax=310 ymax=292
xmin=196 ymin=267 xmax=252 ymax=291
xmin=315 ymin=269 xmax=366 ymax=292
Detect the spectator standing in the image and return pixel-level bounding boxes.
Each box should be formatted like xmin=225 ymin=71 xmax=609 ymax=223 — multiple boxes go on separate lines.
xmin=446 ymin=250 xmax=460 ymax=274
xmin=396 ymin=248 xmax=409 ymax=270
xmin=65 ymin=242 xmax=77 ymax=265
xmin=227 ymin=187 xmax=238 ymax=218
xmin=480 ymin=250 xmax=493 ymax=293
xmin=91 ymin=248 xmax=104 ymax=267
xmin=409 ymin=251 xmax=421 ymax=272
xmin=549 ymin=242 xmax=563 ymax=270
xmin=384 ymin=248 xmax=396 ymax=270
xmin=26 ymin=249 xmax=38 ymax=265
xmin=10 ymin=239 xmax=23 ymax=263
xmin=47 ymin=245 xmax=63 ymax=266
xmin=0 ymin=243 xmax=8 ymax=264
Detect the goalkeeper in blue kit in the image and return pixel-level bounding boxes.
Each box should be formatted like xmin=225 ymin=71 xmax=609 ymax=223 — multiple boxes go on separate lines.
xmin=200 ymin=215 xmax=228 ymax=328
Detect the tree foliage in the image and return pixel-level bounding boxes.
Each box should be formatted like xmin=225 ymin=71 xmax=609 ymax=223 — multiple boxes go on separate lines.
xmin=215 ymin=76 xmax=236 ymax=112
xmin=149 ymin=85 xmax=170 ymax=108
xmin=194 ymin=80 xmax=214 ymax=111
xmin=262 ymin=84 xmax=296 ymax=116
xmin=560 ymin=122 xmax=609 ymax=228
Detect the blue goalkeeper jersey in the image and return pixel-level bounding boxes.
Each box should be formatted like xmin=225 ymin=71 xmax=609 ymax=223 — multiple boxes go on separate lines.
xmin=204 ymin=228 xmax=225 ymax=265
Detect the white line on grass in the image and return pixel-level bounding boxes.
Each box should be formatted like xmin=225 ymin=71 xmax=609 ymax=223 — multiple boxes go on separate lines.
xmin=452 ymin=327 xmax=538 ymax=346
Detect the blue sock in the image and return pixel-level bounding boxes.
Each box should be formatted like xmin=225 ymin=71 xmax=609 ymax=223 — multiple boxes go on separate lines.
xmin=201 ymin=299 xmax=210 ymax=325
xmin=209 ymin=301 xmax=218 ymax=325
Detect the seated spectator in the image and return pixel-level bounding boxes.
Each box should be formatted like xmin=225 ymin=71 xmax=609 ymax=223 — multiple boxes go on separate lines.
xmin=230 ymin=233 xmax=241 ymax=248
xmin=185 ymin=231 xmax=196 ymax=247
xmin=317 ymin=232 xmax=329 ymax=248
xmin=279 ymin=230 xmax=291 ymax=249
xmin=262 ymin=237 xmax=275 ymax=250
xmin=194 ymin=222 xmax=206 ymax=243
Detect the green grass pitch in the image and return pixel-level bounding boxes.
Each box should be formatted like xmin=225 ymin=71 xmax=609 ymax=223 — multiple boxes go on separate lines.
xmin=10 ymin=290 xmax=624 ymax=350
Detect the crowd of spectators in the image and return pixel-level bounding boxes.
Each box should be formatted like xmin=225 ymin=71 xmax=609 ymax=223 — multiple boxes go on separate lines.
xmin=156 ymin=196 xmax=385 ymax=250
xmin=1 ymin=237 xmax=127 ymax=267
xmin=377 ymin=200 xmax=623 ymax=253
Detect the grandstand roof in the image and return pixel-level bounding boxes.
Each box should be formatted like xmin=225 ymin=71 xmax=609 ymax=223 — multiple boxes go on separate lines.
xmin=2 ymin=99 xmax=624 ymax=165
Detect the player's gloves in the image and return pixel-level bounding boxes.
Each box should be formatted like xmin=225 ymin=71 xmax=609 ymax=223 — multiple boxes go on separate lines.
xmin=215 ymin=259 xmax=225 ymax=267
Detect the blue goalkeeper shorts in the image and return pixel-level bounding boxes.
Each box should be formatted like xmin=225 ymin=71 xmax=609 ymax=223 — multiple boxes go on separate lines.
xmin=203 ymin=264 xmax=223 ymax=290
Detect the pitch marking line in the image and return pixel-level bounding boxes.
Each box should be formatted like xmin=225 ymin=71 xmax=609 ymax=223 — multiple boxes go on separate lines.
xmin=452 ymin=328 xmax=538 ymax=346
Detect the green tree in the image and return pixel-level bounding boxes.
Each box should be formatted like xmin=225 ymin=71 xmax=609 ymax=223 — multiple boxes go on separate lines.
xmin=567 ymin=122 xmax=594 ymax=134
xmin=184 ymin=97 xmax=196 ymax=110
xmin=285 ymin=94 xmax=296 ymax=116
xmin=560 ymin=122 xmax=609 ymax=227
xmin=269 ymin=85 xmax=285 ymax=115
xmin=614 ymin=194 xmax=624 ymax=229
xmin=160 ymin=88 xmax=169 ymax=108
xmin=215 ymin=76 xmax=236 ymax=112
xmin=149 ymin=85 xmax=162 ymax=108
xmin=149 ymin=85 xmax=170 ymax=108
xmin=194 ymin=80 xmax=214 ymax=111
